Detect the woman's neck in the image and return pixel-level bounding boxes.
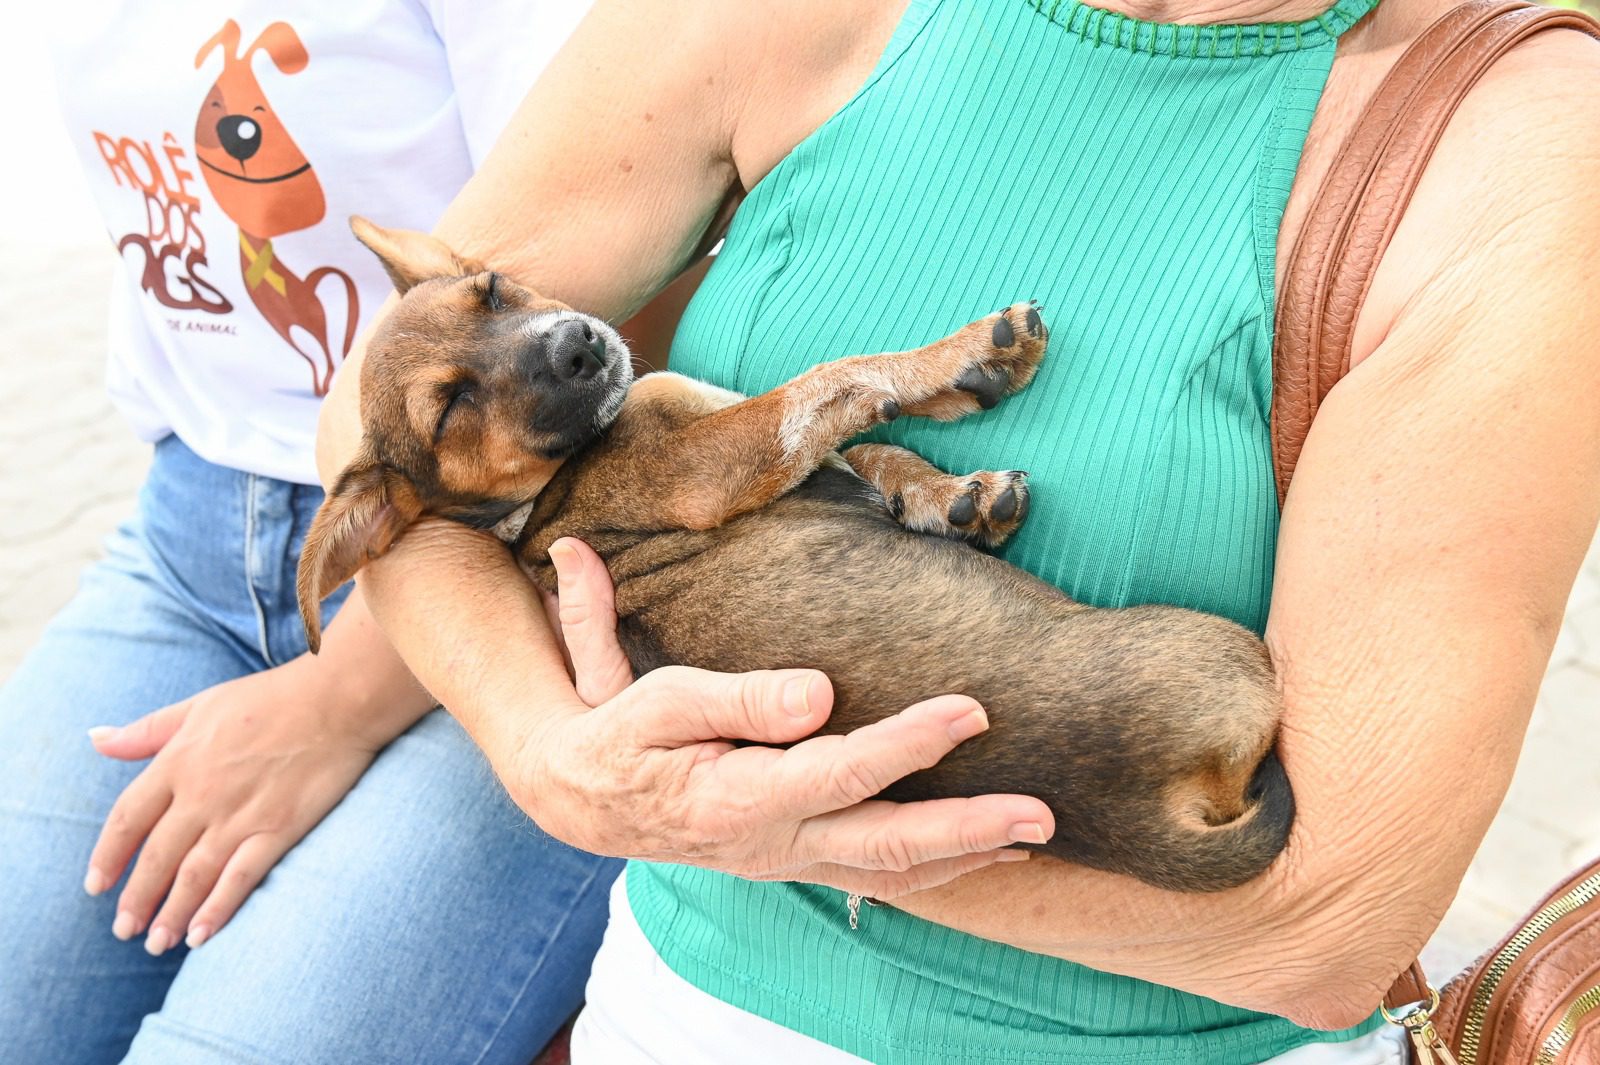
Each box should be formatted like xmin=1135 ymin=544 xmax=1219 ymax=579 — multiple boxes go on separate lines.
xmin=1087 ymin=0 xmax=1340 ymax=22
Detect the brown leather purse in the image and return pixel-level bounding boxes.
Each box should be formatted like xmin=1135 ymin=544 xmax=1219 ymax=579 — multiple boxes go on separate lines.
xmin=1271 ymin=2 xmax=1600 ymax=1062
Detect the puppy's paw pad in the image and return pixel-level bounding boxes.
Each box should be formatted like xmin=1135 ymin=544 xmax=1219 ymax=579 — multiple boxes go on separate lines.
xmin=969 ymin=302 xmax=1048 ymax=395
xmin=992 ymin=315 xmax=1016 ymax=348
xmin=954 ymin=366 xmax=1010 ymax=410
xmin=947 ymin=489 xmax=979 ymax=526
xmin=930 ymin=470 xmax=1031 ymax=548
xmin=991 ymin=483 xmax=1022 ymax=522
xmin=1025 ymin=301 xmax=1045 ymax=339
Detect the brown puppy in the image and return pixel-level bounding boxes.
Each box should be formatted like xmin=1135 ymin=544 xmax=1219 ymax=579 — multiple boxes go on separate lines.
xmin=302 ymin=219 xmax=1292 ymax=892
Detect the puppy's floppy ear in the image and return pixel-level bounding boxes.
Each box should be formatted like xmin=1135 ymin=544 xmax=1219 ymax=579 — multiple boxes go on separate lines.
xmin=297 ymin=452 xmax=422 ymax=653
xmin=350 ymin=216 xmax=485 ymax=294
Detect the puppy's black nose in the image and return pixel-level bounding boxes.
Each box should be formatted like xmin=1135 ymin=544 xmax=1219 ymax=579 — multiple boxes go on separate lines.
xmin=548 ymin=319 xmax=606 ymax=382
xmin=216 ymin=115 xmax=263 ymax=162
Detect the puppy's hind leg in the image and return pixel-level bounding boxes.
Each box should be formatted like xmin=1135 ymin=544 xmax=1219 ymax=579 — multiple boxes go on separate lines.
xmin=844 ymin=443 xmax=1030 ymax=548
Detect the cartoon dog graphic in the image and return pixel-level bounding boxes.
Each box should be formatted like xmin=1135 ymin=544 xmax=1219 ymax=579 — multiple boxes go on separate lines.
xmin=194 ymin=20 xmax=357 ymax=396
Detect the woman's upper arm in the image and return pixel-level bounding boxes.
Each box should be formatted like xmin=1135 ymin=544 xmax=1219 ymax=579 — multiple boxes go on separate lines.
xmin=1259 ymin=52 xmax=1600 ymax=1008
xmin=431 ymin=1 xmax=750 ymax=314
xmin=317 ymin=0 xmax=748 ymax=484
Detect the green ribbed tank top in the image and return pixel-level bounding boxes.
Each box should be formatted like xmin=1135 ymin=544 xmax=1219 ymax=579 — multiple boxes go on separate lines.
xmin=630 ymin=0 xmax=1385 ymax=1060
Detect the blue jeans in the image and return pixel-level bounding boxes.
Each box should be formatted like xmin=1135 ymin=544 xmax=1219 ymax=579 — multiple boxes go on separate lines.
xmin=0 ymin=436 xmax=621 ymax=1064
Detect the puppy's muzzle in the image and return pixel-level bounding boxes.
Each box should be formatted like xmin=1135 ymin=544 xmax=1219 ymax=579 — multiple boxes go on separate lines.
xmin=519 ymin=311 xmax=634 ymax=446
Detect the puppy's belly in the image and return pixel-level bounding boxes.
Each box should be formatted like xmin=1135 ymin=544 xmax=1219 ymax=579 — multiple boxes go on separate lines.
xmin=610 ymin=497 xmax=1292 ymax=892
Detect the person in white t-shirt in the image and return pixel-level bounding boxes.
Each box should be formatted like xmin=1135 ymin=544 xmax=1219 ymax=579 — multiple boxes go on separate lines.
xmin=0 ymin=4 xmax=620 ymax=1062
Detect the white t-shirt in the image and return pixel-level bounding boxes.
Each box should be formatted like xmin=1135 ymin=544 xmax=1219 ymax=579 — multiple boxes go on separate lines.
xmin=51 ymin=0 xmax=589 ymax=483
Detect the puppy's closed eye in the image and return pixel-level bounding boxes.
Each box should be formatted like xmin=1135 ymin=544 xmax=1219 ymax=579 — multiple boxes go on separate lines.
xmin=434 ymin=384 xmax=476 ymax=442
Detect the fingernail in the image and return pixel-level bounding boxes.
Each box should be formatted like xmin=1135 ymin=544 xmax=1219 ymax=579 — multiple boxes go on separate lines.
xmin=946 ymin=708 xmax=989 ymax=743
xmin=996 ymin=850 xmax=1032 ymax=862
xmin=83 ymin=869 xmax=108 ymax=896
xmin=144 ymin=927 xmax=172 ymax=956
xmin=87 ymin=726 xmax=116 ymax=744
xmin=783 ymin=674 xmax=817 ymax=717
xmin=548 ymin=541 xmax=578 ymax=569
xmin=112 ymin=911 xmax=139 ymax=941
xmin=186 ymin=924 xmax=212 ymax=949
xmin=1009 ymin=822 xmax=1049 ymax=845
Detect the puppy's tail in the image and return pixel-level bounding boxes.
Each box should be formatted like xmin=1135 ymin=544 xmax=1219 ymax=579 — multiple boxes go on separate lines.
xmin=1151 ymin=748 xmax=1296 ymax=893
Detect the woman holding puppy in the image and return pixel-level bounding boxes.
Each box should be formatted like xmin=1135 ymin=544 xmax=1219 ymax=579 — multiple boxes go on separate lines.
xmin=318 ymin=0 xmax=1600 ymax=1062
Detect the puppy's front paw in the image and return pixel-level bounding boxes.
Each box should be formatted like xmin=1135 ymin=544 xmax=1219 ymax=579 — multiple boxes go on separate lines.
xmin=894 ymin=469 xmax=1031 ymax=549
xmin=905 ymin=302 xmax=1049 ymax=420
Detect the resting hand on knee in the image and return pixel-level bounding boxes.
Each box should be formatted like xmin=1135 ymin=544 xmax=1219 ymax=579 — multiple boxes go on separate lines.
xmin=84 ymin=588 xmax=433 ymax=955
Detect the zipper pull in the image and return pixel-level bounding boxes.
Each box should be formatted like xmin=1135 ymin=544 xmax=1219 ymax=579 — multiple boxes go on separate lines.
xmin=1384 ymin=984 xmax=1460 ymax=1065
xmin=1401 ymin=1011 xmax=1460 ymax=1065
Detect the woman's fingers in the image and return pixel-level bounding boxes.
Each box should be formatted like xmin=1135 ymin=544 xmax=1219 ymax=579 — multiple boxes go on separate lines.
xmin=753 ymin=695 xmax=1013 ymax=821
xmin=184 ymin=833 xmax=286 ymax=949
xmin=143 ymin=836 xmax=231 ymax=956
xmin=548 ymin=538 xmax=635 ymax=707
xmin=799 ymin=848 xmax=1031 ymax=900
xmin=84 ymin=776 xmax=173 ymax=897
xmin=111 ymin=813 xmax=205 ymax=943
xmin=628 ymin=665 xmax=835 ymax=748
xmin=793 ymin=794 xmax=1051 ymax=874
xmin=88 ymin=700 xmax=191 ymax=761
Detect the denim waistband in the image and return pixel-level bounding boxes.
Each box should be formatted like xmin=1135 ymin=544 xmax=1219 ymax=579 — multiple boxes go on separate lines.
xmin=136 ymin=435 xmax=341 ymax=668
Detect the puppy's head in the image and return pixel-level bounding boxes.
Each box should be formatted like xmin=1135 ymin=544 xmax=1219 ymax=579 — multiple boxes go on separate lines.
xmin=297 ymin=217 xmax=634 ymax=651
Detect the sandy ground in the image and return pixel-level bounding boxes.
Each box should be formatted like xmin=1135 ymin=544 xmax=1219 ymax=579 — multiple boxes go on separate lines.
xmin=3 ymin=7 xmax=1599 ymax=1000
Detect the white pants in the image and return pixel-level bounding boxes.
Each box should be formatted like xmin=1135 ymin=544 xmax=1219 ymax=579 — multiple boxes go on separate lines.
xmin=573 ymin=874 xmax=1408 ymax=1065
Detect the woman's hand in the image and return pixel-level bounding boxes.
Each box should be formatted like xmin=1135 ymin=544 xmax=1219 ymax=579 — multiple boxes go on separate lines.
xmin=520 ymin=538 xmax=1054 ymax=900
xmin=83 ymin=587 xmax=434 ymax=955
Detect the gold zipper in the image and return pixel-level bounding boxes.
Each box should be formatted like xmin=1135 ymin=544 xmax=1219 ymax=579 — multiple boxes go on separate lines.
xmin=1535 ymin=983 xmax=1600 ymax=1065
xmin=1459 ymin=870 xmax=1600 ymax=1064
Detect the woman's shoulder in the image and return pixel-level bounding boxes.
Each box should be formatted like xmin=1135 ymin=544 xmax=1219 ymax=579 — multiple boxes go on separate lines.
xmin=1469 ymin=14 xmax=1600 ymax=125
xmin=1350 ymin=10 xmax=1600 ymax=368
xmin=716 ymin=0 xmax=909 ymax=188
xmin=1414 ymin=11 xmax=1600 ymax=257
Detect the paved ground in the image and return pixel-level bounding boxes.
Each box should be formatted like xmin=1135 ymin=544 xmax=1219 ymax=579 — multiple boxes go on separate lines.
xmin=5 ymin=238 xmax=1598 ymax=983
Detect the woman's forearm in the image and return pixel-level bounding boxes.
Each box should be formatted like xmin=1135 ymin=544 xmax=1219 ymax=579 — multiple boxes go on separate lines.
xmin=355 ymin=519 xmax=584 ymax=783
xmin=892 ymin=851 xmax=1293 ymax=1005
xmin=310 ymin=0 xmax=752 ymax=759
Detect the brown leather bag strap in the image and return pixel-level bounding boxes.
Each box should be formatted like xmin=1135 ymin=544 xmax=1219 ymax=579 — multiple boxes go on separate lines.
xmin=1384 ymin=959 xmax=1433 ymax=1013
xmin=1270 ymin=0 xmax=1600 ymax=507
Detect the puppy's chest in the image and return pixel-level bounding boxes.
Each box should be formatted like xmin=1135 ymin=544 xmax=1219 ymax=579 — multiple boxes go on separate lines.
xmin=516 ymin=460 xmax=886 ymax=615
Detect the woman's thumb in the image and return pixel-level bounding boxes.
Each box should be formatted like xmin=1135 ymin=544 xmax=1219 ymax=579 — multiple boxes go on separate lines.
xmin=549 ymin=537 xmax=635 ymax=706
xmin=88 ymin=701 xmax=189 ymax=760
